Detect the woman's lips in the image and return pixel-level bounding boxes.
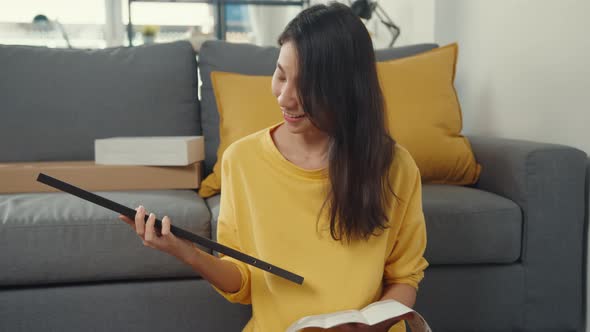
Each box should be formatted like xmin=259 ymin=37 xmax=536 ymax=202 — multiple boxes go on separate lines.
xmin=282 ymin=111 xmax=306 ymax=123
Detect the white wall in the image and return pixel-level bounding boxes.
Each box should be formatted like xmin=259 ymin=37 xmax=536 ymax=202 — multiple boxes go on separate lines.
xmin=435 ymin=1 xmax=590 ymax=331
xmin=248 ymin=6 xmax=300 ymax=46
xmin=279 ymin=0 xmax=435 ymax=49
xmin=372 ymin=0 xmax=434 ymax=48
xmin=435 ymin=0 xmax=590 ymax=153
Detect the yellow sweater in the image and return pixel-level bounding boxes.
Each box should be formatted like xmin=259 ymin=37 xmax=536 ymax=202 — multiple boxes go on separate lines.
xmin=213 ymin=122 xmax=428 ymax=332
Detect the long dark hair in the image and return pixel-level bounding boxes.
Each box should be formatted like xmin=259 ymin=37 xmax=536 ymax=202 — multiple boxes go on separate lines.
xmin=278 ymin=3 xmax=397 ymax=242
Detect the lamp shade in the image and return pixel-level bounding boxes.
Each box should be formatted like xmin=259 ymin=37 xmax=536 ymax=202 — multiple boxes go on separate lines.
xmin=350 ymin=0 xmax=374 ymax=20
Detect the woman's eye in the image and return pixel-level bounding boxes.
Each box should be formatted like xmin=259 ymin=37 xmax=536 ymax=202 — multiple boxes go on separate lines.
xmin=278 ymin=77 xmax=286 ymax=82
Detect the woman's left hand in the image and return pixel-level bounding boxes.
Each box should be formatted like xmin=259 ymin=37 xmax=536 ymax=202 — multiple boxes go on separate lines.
xmin=331 ymin=322 xmax=386 ymax=331
xmin=329 ymin=313 xmax=412 ymax=332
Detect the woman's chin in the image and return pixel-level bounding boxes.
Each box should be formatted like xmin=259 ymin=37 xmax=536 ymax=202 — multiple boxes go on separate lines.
xmin=283 ymin=118 xmax=310 ymax=133
xmin=283 ymin=116 xmax=309 ymax=131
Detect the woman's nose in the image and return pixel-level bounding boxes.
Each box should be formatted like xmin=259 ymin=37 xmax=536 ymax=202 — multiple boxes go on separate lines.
xmin=278 ymin=86 xmax=297 ymax=109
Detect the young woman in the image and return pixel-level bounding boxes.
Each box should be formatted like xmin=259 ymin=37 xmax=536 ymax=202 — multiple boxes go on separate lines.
xmin=120 ymin=3 xmax=428 ymax=332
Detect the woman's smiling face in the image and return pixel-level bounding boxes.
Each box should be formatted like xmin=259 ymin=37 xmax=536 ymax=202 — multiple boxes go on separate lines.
xmin=271 ymin=41 xmax=317 ymax=134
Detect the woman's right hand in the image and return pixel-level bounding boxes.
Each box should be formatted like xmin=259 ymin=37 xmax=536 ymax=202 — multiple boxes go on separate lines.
xmin=119 ymin=205 xmax=243 ymax=294
xmin=118 ymin=205 xmax=196 ymax=262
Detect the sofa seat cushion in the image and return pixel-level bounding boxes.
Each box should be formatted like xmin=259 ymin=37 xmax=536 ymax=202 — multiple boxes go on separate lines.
xmin=205 ymin=195 xmax=221 ymax=243
xmin=0 ymin=190 xmax=210 ymax=286
xmin=423 ymin=185 xmax=522 ymax=264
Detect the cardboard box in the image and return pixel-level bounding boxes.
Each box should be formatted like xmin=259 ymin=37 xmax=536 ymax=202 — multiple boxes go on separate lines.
xmin=0 ymin=161 xmax=202 ymax=194
xmin=95 ymin=136 xmax=205 ymax=166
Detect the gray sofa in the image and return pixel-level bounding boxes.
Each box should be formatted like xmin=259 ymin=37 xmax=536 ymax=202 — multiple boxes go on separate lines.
xmin=0 ymin=40 xmax=587 ymax=332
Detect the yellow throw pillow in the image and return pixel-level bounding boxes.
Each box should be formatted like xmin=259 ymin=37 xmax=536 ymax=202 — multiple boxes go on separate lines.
xmin=377 ymin=43 xmax=481 ymax=184
xmin=198 ymin=71 xmax=283 ymax=198
xmin=199 ymin=44 xmax=481 ymax=198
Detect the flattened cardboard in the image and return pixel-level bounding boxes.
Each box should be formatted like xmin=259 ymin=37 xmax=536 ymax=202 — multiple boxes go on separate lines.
xmin=0 ymin=161 xmax=201 ymax=194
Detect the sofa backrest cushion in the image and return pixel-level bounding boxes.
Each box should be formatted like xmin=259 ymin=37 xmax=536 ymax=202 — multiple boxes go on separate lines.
xmin=198 ymin=40 xmax=438 ymax=176
xmin=0 ymin=41 xmax=200 ymax=163
xmin=198 ymin=41 xmax=279 ymax=176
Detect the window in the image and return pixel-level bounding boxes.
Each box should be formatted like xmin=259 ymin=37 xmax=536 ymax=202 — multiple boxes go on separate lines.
xmin=0 ymin=0 xmax=107 ymax=48
xmin=122 ymin=1 xmax=251 ymax=46
xmin=122 ymin=0 xmax=217 ymax=46
xmin=0 ymin=0 xmax=299 ymax=49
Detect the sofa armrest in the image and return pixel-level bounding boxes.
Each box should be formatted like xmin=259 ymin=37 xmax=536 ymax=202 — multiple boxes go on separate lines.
xmin=468 ymin=135 xmax=587 ymax=331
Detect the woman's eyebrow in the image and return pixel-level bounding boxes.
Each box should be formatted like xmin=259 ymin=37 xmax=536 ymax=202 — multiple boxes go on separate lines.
xmin=277 ymin=63 xmax=285 ymax=73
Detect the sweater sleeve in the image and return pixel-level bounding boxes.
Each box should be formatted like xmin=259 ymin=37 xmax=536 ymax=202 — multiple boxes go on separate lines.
xmin=383 ymin=167 xmax=429 ymax=290
xmin=210 ymin=151 xmax=252 ymax=304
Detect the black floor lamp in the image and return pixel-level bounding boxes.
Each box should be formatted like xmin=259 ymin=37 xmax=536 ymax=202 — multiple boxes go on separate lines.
xmin=350 ymin=0 xmax=400 ymax=47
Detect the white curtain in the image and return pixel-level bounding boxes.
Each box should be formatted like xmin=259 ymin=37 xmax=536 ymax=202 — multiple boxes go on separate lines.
xmin=104 ymin=0 xmax=125 ymax=47
xmin=247 ymin=4 xmax=303 ymax=46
